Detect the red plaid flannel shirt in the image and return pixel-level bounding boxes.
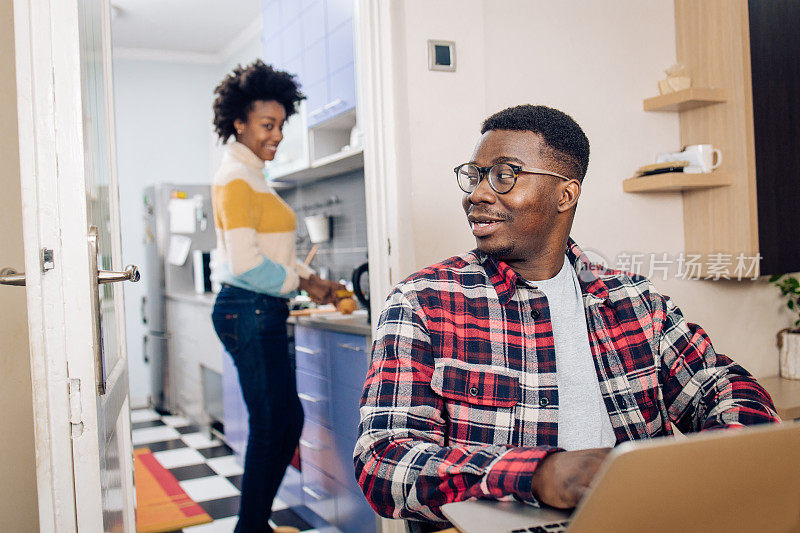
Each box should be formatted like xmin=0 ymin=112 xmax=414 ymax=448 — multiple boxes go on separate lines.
xmin=353 ymin=238 xmax=779 ymax=528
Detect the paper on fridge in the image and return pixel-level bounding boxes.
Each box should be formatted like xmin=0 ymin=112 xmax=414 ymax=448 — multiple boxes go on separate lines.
xmin=167 ymin=235 xmax=192 ymax=266
xmin=168 ymin=197 xmax=198 ymax=234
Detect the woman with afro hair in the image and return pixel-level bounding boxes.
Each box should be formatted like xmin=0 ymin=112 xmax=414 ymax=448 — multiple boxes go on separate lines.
xmin=210 ymin=60 xmax=345 ymax=532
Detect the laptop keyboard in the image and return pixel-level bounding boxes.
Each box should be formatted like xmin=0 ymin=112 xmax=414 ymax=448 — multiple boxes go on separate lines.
xmin=511 ymin=521 xmax=570 ymax=533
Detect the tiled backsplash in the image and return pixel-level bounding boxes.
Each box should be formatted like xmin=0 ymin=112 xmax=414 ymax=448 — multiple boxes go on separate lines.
xmin=277 ymin=169 xmax=368 ymax=285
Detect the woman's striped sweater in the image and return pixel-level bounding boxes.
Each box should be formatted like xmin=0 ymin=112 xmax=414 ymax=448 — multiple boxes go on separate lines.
xmin=210 ymin=142 xmax=313 ymax=296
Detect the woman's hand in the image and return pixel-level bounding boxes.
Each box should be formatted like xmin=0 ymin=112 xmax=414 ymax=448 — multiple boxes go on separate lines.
xmin=299 ymin=276 xmax=348 ymax=306
xmin=299 ymin=275 xmax=334 ymax=305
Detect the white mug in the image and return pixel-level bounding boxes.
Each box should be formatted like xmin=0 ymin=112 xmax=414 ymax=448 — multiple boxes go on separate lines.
xmin=683 ymin=144 xmax=722 ymax=173
xmin=656 ymin=144 xmax=722 ymax=173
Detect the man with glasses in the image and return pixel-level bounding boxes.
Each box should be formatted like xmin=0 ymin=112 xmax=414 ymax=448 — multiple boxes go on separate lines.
xmin=353 ymin=105 xmax=779 ymax=532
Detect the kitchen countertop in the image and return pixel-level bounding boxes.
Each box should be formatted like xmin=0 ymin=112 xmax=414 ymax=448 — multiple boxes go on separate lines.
xmin=289 ymin=310 xmax=372 ymax=337
xmin=165 ymin=291 xmax=373 ymax=336
xmin=166 ymin=290 xmax=217 ymax=306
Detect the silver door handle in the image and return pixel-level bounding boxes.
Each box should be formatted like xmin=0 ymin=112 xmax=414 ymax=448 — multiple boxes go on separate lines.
xmin=0 ymin=264 xmax=139 ymax=286
xmin=302 ymin=486 xmax=324 ymax=500
xmin=297 ymin=392 xmax=322 ymax=403
xmin=295 ymin=346 xmax=319 ymax=355
xmin=88 ymin=226 xmax=140 ymax=395
xmin=98 ymin=265 xmax=140 ymax=284
xmin=299 ymin=438 xmax=325 ymax=451
xmin=0 ymin=268 xmax=26 ymax=286
xmin=323 ymin=98 xmax=344 ymax=110
xmin=337 ymin=343 xmax=364 ymax=352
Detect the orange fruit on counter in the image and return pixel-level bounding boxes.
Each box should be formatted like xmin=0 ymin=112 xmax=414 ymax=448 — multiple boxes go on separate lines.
xmin=336 ymin=297 xmax=357 ymax=315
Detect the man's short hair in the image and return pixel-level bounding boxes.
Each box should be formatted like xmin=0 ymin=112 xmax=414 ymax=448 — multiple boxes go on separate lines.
xmin=481 ymin=105 xmax=590 ymax=182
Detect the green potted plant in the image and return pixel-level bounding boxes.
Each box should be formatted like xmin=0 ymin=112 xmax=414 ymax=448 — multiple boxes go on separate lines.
xmin=769 ymin=274 xmax=800 ymax=379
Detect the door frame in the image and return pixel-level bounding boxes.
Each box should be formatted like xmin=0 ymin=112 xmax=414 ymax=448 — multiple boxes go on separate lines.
xmin=13 ymin=0 xmax=135 ymax=530
xmin=356 ymin=0 xmax=405 ymax=328
xmin=355 ymin=2 xmax=407 ymax=533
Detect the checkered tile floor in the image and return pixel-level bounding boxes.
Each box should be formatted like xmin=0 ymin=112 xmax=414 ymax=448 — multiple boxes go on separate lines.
xmin=131 ymin=408 xmax=326 ymax=533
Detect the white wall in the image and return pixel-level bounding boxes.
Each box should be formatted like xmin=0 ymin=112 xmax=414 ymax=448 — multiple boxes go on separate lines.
xmin=395 ymin=0 xmax=487 ymax=274
xmin=209 ymin=33 xmax=263 ymax=177
xmin=114 ymin=57 xmax=218 ymax=405
xmin=113 ymin=33 xmax=262 ymax=406
xmin=387 ymin=0 xmax=790 ymax=377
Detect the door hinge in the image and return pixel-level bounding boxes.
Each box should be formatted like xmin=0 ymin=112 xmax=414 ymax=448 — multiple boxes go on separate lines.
xmin=387 ymin=238 xmax=391 ymax=256
xmin=41 ymin=248 xmax=54 ymax=272
xmin=68 ymin=378 xmax=84 ymax=438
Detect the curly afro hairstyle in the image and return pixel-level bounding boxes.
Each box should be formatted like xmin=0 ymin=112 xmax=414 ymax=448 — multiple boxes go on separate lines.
xmin=213 ymin=59 xmax=305 ymax=143
xmin=481 ymin=105 xmax=590 ymax=182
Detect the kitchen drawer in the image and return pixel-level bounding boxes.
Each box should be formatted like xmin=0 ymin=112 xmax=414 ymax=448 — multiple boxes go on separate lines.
xmin=330 ymin=383 xmax=361 ymax=442
xmin=294 ymin=326 xmax=329 ymax=376
xmin=330 ymin=332 xmax=369 ymax=391
xmin=276 ymin=465 xmax=304 ymax=508
xmin=331 ymin=393 xmax=362 ymax=440
xmin=330 ymin=378 xmax=363 ymax=426
xmin=295 ymin=325 xmax=327 ymax=352
xmin=222 ymin=349 xmax=248 ymax=459
xmin=303 ymin=417 xmax=357 ymax=486
xmin=335 ymin=482 xmax=378 ymax=533
xmin=331 ymin=429 xmax=360 ymax=489
xmin=301 ymin=463 xmax=338 ymax=525
xmin=296 ymin=370 xmax=331 ymax=427
xmin=296 ymin=367 xmax=329 ymax=395
xmin=300 ymin=419 xmax=344 ymax=481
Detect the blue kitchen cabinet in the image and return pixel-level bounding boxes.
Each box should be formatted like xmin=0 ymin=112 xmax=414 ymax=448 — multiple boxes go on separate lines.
xmin=294 ymin=324 xmax=377 ymax=533
xmin=302 ymin=0 xmax=326 ymax=49
xmin=281 ymin=17 xmax=304 ymax=65
xmin=262 ymin=0 xmax=356 ymax=128
xmin=325 ymin=0 xmax=354 ymax=33
xmin=222 ymin=350 xmax=247 ymax=459
xmin=326 ymin=17 xmax=353 ymax=74
xmin=261 ymin=0 xmax=281 ymax=39
xmin=318 ymin=0 xmax=356 ymax=127
xmin=281 ymin=0 xmax=302 ymax=24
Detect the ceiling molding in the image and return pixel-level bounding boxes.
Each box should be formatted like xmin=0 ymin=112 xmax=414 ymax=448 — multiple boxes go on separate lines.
xmin=113 ymin=47 xmax=220 ymax=64
xmin=114 ymin=15 xmax=263 ymax=66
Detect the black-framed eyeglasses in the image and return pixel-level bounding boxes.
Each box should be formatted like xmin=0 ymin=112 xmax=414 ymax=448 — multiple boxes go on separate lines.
xmin=454 ymin=162 xmax=571 ymax=194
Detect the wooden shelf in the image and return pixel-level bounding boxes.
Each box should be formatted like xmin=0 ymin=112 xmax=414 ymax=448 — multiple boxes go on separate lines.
xmin=622 ymin=171 xmax=732 ymax=193
xmin=643 ymin=88 xmax=728 ymax=111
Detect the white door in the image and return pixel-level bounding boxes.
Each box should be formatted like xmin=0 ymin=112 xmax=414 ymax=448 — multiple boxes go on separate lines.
xmin=8 ymin=0 xmax=137 ymax=530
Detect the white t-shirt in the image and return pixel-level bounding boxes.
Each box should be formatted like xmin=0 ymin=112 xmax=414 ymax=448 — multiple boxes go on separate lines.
xmin=532 ymin=256 xmax=617 ymax=451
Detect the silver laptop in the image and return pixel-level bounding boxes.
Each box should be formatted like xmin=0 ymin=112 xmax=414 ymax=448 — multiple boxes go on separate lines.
xmin=442 ymin=421 xmax=800 ymax=533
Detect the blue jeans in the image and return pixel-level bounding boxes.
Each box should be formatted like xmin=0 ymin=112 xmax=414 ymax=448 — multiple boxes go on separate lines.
xmin=212 ymin=285 xmax=304 ymax=533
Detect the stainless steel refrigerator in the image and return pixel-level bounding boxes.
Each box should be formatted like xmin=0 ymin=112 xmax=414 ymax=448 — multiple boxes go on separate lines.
xmin=142 ymin=184 xmax=217 ymax=411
